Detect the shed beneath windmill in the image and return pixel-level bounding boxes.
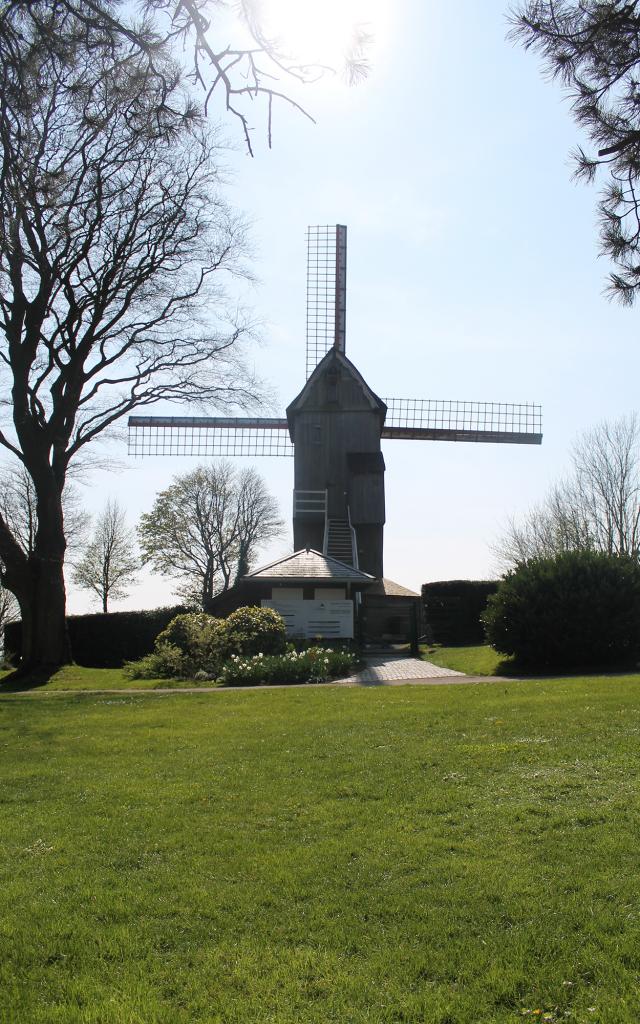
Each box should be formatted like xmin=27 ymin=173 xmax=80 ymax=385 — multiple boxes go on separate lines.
xmin=359 ymin=577 xmax=423 ymax=652
xmin=208 ymin=548 xmax=375 ymax=640
xmin=207 ymin=549 xmax=422 ymax=650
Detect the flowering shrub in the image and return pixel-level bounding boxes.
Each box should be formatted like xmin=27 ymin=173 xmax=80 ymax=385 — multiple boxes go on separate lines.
xmin=218 ymin=646 xmax=356 ymax=686
xmin=125 ymin=606 xmax=288 ymax=680
xmin=124 ymin=606 xmax=354 ymax=684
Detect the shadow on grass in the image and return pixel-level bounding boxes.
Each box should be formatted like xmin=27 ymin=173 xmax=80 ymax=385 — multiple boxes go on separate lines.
xmin=499 ymin=657 xmax=640 ymax=679
xmin=493 ymin=657 xmax=525 ymax=677
xmin=0 ymin=666 xmax=60 ymax=693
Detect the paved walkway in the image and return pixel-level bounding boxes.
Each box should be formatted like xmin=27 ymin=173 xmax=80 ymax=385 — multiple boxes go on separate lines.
xmin=334 ymin=654 xmax=466 ymax=686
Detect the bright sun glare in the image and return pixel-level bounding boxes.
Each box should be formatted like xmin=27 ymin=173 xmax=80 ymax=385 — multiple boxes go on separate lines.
xmin=253 ymin=0 xmax=386 ymax=75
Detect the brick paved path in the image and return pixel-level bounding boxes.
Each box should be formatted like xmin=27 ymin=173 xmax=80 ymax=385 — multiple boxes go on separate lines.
xmin=335 ymin=655 xmax=465 ymax=685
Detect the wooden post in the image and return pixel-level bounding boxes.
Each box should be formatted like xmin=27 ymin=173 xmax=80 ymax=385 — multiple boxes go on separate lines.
xmin=410 ymin=601 xmax=419 ymax=656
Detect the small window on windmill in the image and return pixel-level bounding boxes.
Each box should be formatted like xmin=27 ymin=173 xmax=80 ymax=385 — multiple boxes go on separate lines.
xmin=311 ymin=423 xmax=322 ymax=445
xmin=326 ymin=367 xmax=339 ymax=404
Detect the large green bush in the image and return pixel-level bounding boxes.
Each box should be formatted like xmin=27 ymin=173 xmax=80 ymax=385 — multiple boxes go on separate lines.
xmin=219 ymin=606 xmax=286 ymax=657
xmin=155 ymin=613 xmax=220 ymax=654
xmin=125 ymin=606 xmax=287 ymax=680
xmin=483 ymin=551 xmax=640 ymax=670
xmin=126 ymin=612 xmax=223 ymax=679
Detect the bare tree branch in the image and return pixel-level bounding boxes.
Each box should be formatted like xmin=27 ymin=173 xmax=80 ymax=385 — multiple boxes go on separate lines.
xmin=71 ymin=498 xmax=139 ymax=612
xmin=0 ymin=5 xmax=264 ymax=667
xmin=494 ymin=413 xmax=640 ymax=569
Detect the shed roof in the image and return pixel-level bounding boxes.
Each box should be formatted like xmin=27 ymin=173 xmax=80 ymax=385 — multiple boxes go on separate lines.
xmin=366 ymin=577 xmax=420 ymax=598
xmin=243 ymin=548 xmax=375 ymax=583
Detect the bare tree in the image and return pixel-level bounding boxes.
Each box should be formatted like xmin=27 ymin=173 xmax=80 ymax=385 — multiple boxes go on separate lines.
xmin=71 ymin=499 xmax=139 ymax=612
xmin=0 ymin=465 xmax=89 ymax=559
xmin=138 ymin=463 xmax=283 ymax=607
xmin=0 ymin=1 xmax=369 ymax=156
xmin=0 ymin=9 xmax=261 ymax=669
xmin=495 ymin=414 xmax=640 ymax=568
xmin=511 ymin=1 xmax=640 ymax=302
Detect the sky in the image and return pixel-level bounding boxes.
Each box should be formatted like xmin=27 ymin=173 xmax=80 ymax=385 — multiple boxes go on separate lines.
xmin=66 ymin=0 xmax=640 ymax=613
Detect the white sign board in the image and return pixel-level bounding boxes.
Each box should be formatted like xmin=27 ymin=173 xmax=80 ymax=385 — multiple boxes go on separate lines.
xmin=263 ymin=599 xmax=354 ymax=639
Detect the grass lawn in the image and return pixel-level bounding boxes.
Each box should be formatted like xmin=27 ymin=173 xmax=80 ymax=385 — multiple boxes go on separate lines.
xmin=421 ymin=644 xmax=510 ymax=676
xmin=3 ymin=678 xmax=640 ymax=1022
xmin=0 ymin=647 xmax=502 ymax=695
xmin=0 ymin=665 xmax=203 ymax=693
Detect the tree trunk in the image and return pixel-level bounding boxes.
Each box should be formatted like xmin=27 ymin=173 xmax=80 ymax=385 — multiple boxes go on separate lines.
xmin=18 ymin=552 xmax=70 ymax=670
xmin=10 ymin=472 xmax=72 ymax=672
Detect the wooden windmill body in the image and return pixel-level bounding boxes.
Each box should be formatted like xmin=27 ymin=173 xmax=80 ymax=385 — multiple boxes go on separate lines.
xmin=129 ymin=226 xmax=542 ymax=640
xmin=286 ymin=346 xmax=387 ymax=577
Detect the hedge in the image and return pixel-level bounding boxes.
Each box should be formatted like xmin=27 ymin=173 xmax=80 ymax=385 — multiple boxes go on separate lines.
xmin=421 ymin=580 xmax=498 ymax=645
xmin=484 ymin=551 xmax=640 ymax=670
xmin=4 ymin=605 xmax=187 ymax=668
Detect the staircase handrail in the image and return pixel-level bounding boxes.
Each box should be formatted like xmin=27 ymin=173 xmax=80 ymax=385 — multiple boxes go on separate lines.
xmin=346 ymin=506 xmax=359 ymax=570
xmin=322 ymin=509 xmax=329 ymax=556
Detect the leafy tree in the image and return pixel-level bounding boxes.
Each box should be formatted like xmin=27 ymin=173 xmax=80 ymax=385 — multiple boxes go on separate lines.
xmin=484 ymin=550 xmax=640 ymax=669
xmin=71 ymin=499 xmax=139 ymax=612
xmin=138 ymin=463 xmax=283 ymax=607
xmin=511 ymin=1 xmax=640 ymax=302
xmin=495 ymin=414 xmax=640 ymax=567
xmin=0 ymin=8 xmax=259 ymax=668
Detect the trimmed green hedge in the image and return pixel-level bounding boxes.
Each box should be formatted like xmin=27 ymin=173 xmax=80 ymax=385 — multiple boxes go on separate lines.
xmin=422 ymin=580 xmax=498 ymax=645
xmin=4 ymin=606 xmax=187 ymax=668
xmin=484 ymin=551 xmax=640 ymax=670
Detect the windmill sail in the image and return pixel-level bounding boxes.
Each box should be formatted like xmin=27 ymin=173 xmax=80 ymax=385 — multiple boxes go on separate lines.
xmin=128 ymin=417 xmax=294 ymax=457
xmin=128 ymin=398 xmax=541 ymax=457
xmin=382 ymin=398 xmax=542 ymax=444
xmin=306 ymin=224 xmax=347 ymax=377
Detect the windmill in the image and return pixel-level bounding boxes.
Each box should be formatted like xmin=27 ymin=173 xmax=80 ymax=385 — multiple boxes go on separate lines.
xmin=129 ymin=225 xmax=542 ymax=582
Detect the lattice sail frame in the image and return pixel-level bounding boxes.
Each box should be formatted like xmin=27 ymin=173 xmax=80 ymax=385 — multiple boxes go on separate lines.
xmin=306 ymin=224 xmax=347 ymax=378
xmin=128 ymin=401 xmax=542 ymax=456
xmin=383 ymin=399 xmax=542 ymax=443
xmin=128 ymin=418 xmax=294 ymax=457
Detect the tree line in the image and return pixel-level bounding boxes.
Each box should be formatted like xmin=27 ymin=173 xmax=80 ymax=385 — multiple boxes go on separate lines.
xmin=0 ymin=461 xmax=282 ymax=628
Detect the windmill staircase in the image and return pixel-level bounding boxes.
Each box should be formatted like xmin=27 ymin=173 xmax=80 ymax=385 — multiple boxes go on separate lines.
xmin=324 ymin=518 xmax=353 ymax=563
xmin=292 ymin=489 xmax=359 ymax=569
xmin=324 ymin=514 xmax=358 ymax=569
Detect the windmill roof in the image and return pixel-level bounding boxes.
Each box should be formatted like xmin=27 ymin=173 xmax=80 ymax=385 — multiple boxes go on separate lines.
xmin=243 ymin=549 xmax=375 ymax=583
xmin=286 ymin=349 xmax=387 ymax=431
